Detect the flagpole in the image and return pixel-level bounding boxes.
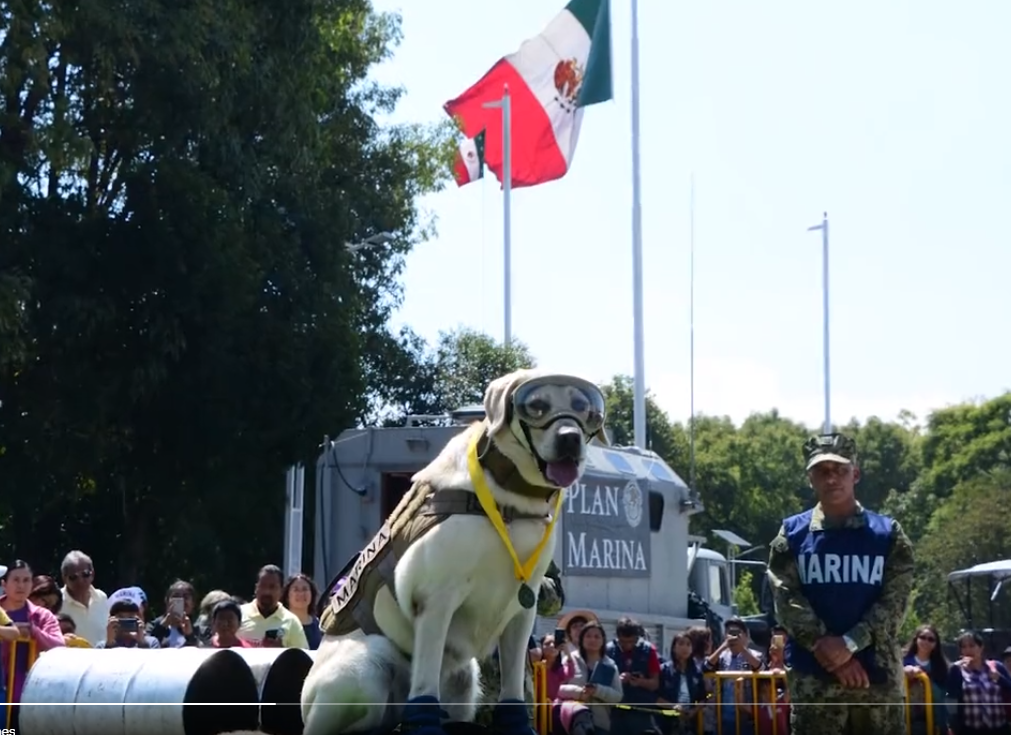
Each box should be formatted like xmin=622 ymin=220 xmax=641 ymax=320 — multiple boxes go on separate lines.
xmin=689 ymin=173 xmax=696 ymax=490
xmin=630 ymin=0 xmax=646 ymax=449
xmin=807 ymin=212 xmax=830 ymax=433
xmin=484 ymin=85 xmax=513 ymax=346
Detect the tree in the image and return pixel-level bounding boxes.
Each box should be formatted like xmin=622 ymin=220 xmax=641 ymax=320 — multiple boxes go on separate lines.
xmin=733 ymin=569 xmax=761 ymax=617
xmin=886 ymin=393 xmax=1011 ymax=541
xmin=920 ymin=394 xmax=1011 ymax=497
xmin=372 ymin=327 xmax=537 ymax=425
xmin=432 ymin=328 xmax=536 ymax=412
xmin=912 ymin=468 xmax=1011 ymax=636
xmin=0 ymin=0 xmax=452 ymax=594
xmin=599 ymin=375 xmax=686 ymax=465
xmin=842 ymin=416 xmax=922 ymax=511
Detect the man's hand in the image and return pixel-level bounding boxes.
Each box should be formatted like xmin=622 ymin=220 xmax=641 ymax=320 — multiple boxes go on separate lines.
xmin=727 ymin=633 xmax=745 ymax=654
xmin=813 ymin=636 xmax=852 ymax=672
xmin=833 ymin=658 xmax=870 ymax=689
xmin=105 ymin=617 xmax=120 ymax=646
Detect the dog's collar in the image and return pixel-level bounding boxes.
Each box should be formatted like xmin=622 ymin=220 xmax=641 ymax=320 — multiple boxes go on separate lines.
xmin=477 ymin=432 xmax=561 ymax=502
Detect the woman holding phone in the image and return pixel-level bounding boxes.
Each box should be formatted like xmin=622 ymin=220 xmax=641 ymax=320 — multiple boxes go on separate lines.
xmin=746 ymin=631 xmax=790 ymax=735
xmin=557 ymin=622 xmax=624 ymax=734
xmin=147 ymin=580 xmax=199 ymax=648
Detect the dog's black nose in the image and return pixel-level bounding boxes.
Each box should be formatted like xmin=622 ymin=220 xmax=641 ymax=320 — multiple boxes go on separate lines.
xmin=554 ymin=426 xmax=583 ymax=458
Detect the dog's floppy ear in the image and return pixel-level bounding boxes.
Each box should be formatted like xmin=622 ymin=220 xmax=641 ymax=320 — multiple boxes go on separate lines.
xmin=483 ymin=371 xmax=520 ymax=436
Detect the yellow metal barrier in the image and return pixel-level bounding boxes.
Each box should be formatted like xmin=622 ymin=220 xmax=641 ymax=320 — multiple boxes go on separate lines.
xmin=5 ymin=637 xmax=38 ymax=728
xmin=704 ymin=669 xmax=933 ymax=735
xmin=533 ymin=660 xmax=551 ymax=735
xmin=904 ymin=670 xmax=934 ymax=735
xmin=527 ymin=661 xmax=933 ymax=735
xmin=710 ymin=671 xmax=789 ymax=735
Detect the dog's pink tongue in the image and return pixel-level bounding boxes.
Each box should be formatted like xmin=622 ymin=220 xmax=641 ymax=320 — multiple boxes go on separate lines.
xmin=546 ymin=460 xmax=579 ymax=488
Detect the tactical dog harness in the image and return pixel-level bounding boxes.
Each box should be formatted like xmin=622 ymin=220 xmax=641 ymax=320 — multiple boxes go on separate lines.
xmin=319 ymin=432 xmax=559 ymax=637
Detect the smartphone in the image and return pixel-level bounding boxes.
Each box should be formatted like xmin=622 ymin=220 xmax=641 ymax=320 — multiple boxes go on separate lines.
xmin=168 ymin=598 xmax=185 ymax=617
xmin=554 ymin=628 xmax=566 ymax=646
xmin=119 ymin=617 xmax=139 ymax=633
xmin=772 ymin=634 xmax=786 ymax=648
xmin=264 ymin=629 xmax=282 ymax=641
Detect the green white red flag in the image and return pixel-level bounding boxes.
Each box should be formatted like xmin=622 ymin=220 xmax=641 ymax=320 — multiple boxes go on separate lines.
xmin=452 ymin=129 xmax=486 ymax=187
xmin=445 ymin=0 xmax=612 ymax=189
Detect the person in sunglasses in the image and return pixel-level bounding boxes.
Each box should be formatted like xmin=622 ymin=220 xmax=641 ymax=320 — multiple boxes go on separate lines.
xmin=59 ymin=550 xmax=109 ymax=647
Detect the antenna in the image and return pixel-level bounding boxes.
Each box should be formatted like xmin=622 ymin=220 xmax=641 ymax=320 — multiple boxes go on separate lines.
xmin=689 ymin=173 xmax=696 ymax=492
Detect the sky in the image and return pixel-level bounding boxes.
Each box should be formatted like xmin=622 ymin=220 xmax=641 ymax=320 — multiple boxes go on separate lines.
xmin=369 ymin=0 xmax=1011 ymax=430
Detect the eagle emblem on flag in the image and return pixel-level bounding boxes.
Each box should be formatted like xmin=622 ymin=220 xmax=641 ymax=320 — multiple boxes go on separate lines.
xmin=553 ymin=58 xmax=584 ymax=112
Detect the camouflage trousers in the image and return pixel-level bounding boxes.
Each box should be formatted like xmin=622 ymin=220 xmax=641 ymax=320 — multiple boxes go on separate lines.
xmin=474 ymin=656 xmax=535 ymax=727
xmin=787 ymin=672 xmax=906 ymax=735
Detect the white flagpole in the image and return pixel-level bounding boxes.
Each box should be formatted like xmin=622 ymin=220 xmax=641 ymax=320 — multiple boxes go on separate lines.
xmin=689 ymin=173 xmax=696 ymax=490
xmin=630 ymin=0 xmax=646 ymax=449
xmin=807 ymin=212 xmax=830 ymax=433
xmin=483 ymin=85 xmax=513 ymax=346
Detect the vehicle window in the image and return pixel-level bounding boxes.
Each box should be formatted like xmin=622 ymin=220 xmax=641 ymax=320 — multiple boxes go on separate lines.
xmin=708 ymin=563 xmax=729 ymax=606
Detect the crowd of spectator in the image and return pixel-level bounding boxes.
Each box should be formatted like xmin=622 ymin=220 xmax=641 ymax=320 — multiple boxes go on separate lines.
xmin=532 ymin=611 xmax=785 ymax=735
xmin=0 ymin=552 xmax=324 ymax=727
xmin=533 ymin=613 xmax=1011 ymax=735
xmin=1 ymin=551 xmax=1010 ymax=735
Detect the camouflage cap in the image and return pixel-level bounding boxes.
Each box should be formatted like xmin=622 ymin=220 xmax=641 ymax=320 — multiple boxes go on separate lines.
xmin=803 ymin=432 xmax=857 ymax=470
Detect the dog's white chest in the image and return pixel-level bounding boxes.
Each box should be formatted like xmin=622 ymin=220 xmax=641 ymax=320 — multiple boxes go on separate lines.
xmin=381 ymin=512 xmax=558 ymax=659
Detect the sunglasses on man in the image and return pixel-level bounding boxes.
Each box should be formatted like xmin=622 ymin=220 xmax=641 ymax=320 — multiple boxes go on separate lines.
xmin=66 ymin=569 xmax=93 ymax=583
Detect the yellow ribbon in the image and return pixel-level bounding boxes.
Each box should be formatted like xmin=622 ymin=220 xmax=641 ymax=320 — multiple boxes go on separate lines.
xmin=466 ymin=430 xmax=564 ymax=584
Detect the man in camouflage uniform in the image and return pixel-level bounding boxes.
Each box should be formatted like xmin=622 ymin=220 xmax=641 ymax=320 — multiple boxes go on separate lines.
xmin=475 ymin=560 xmax=565 ymax=727
xmin=766 ymin=432 xmax=914 ymax=735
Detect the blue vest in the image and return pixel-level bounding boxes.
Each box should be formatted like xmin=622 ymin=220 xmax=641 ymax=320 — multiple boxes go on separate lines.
xmin=659 ymin=659 xmax=703 ymax=704
xmin=606 ymin=639 xmax=656 ymax=705
xmin=782 ymin=508 xmax=893 ymax=683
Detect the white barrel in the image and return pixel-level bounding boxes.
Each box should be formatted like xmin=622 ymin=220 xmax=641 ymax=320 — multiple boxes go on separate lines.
xmin=20 ymin=647 xmax=261 ymax=735
xmin=229 ymin=648 xmax=313 ymax=735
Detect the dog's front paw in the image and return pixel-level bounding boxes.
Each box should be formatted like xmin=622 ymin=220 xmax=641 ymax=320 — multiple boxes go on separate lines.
xmin=403 ymin=695 xmax=448 ymax=735
xmin=491 ymin=699 xmax=536 ymax=735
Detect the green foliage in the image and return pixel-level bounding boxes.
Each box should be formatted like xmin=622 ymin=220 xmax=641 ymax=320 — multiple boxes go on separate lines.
xmin=600 ymin=375 xmax=684 ymax=462
xmin=733 ymin=570 xmax=761 ymax=617
xmin=0 ymin=0 xmax=450 ymax=596
xmin=433 ymin=328 xmax=536 ymax=411
xmin=600 ymin=375 xmax=1011 ymax=641
xmin=375 ymin=327 xmax=537 ymax=425
xmin=913 ymin=468 xmax=1011 ymax=636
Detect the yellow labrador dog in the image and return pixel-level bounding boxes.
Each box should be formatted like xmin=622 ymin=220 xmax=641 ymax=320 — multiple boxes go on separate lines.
xmin=301 ymin=369 xmax=606 ymax=735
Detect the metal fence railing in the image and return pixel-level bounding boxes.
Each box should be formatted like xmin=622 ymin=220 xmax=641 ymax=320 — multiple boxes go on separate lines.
xmin=5 ymin=638 xmax=38 ymax=728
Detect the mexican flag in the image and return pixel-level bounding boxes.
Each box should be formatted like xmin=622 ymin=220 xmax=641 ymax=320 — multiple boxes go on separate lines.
xmin=453 ymin=129 xmax=486 ymax=187
xmin=445 ymin=0 xmax=612 ymax=189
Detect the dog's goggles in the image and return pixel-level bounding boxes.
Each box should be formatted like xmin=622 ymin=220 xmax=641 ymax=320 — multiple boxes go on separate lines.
xmin=512 ymin=375 xmax=606 ymax=436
